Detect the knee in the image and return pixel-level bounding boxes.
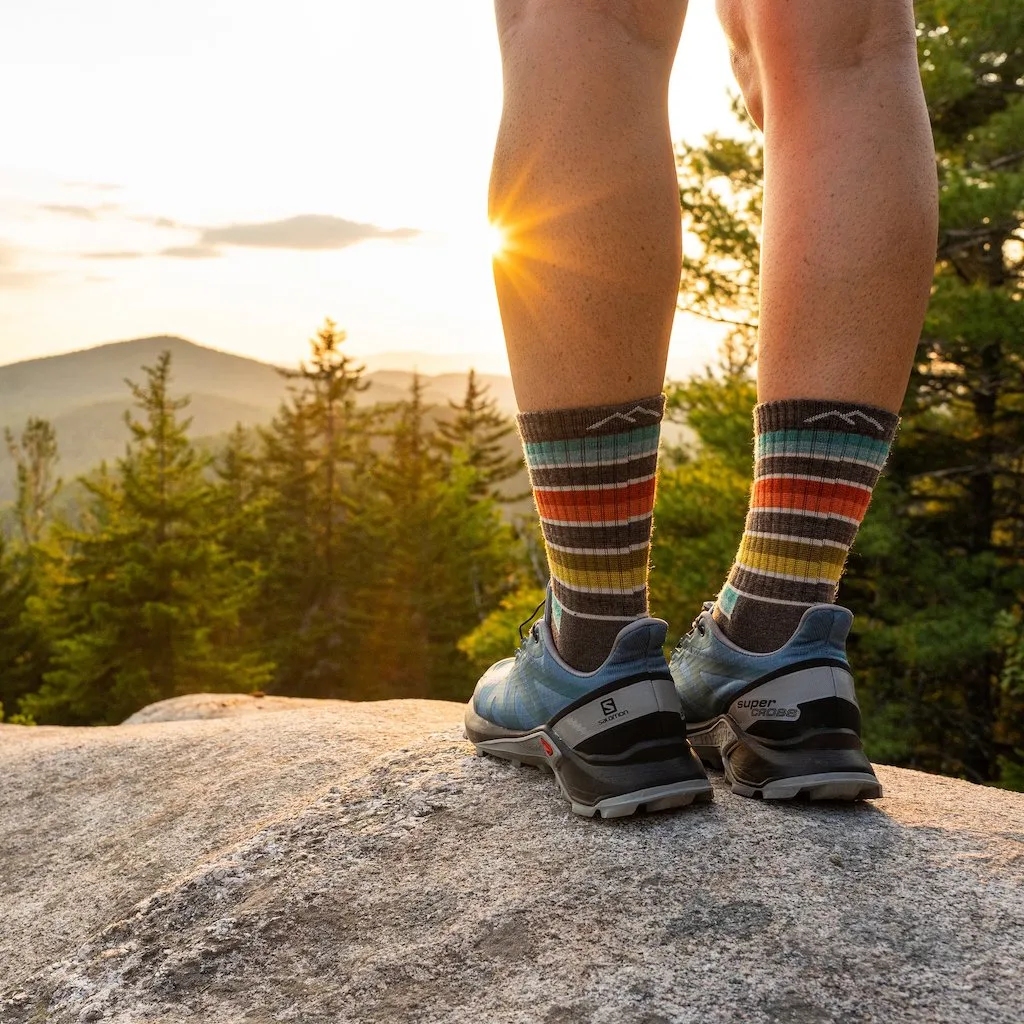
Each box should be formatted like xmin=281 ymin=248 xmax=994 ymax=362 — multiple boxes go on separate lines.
xmin=715 ymin=0 xmax=918 ymax=129
xmin=496 ymin=0 xmax=687 ymax=56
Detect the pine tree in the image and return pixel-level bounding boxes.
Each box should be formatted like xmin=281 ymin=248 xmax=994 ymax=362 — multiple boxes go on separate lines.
xmin=255 ymin=320 xmax=376 ymax=696
xmin=215 ymin=424 xmax=269 ymax=567
xmin=21 ymin=353 xmax=271 ymax=724
xmin=435 ymin=369 xmax=525 ymax=499
xmin=352 ymin=375 xmax=518 ymax=699
xmin=280 ymin=318 xmax=371 ymax=579
xmin=4 ymin=417 xmax=62 ymax=546
xmin=849 ymin=0 xmax=1024 ymax=782
xmin=0 ymin=534 xmax=46 ymax=722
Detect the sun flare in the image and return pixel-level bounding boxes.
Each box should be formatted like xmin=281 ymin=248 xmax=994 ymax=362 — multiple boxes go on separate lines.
xmin=485 ymin=221 xmax=508 ymax=259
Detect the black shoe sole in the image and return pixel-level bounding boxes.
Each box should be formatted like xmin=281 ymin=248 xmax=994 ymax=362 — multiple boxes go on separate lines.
xmin=688 ymin=715 xmax=882 ymax=801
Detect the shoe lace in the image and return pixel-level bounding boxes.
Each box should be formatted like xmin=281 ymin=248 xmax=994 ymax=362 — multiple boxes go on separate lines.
xmin=518 ymin=598 xmax=546 ymax=643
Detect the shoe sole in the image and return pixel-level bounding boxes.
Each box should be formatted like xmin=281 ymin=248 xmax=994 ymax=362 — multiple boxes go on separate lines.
xmin=466 ymin=677 xmax=713 ymax=818
xmin=689 ymin=715 xmax=882 ymax=802
xmin=473 ymin=737 xmax=714 ymax=817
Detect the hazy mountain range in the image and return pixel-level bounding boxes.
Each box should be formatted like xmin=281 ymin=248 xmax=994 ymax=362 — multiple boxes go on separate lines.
xmin=0 ymin=336 xmax=519 ymax=500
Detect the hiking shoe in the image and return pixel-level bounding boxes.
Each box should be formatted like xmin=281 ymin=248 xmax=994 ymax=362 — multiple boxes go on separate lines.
xmin=669 ymin=602 xmax=882 ymax=801
xmin=465 ymin=585 xmax=712 ymax=818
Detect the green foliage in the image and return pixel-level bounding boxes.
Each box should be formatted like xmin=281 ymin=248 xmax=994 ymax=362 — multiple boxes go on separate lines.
xmin=352 ymin=375 xmax=521 ymax=700
xmin=20 ymin=354 xmax=271 ymax=724
xmin=435 ymin=369 xmax=526 ymax=500
xmin=4 ymin=417 xmax=61 ymax=546
xmin=0 ymin=700 xmax=35 ymax=726
xmin=459 ymin=585 xmax=548 ymax=675
xmin=0 ymin=533 xmax=49 ymax=719
xmin=859 ymin=0 xmax=1024 ymax=784
xmin=652 ymin=372 xmax=756 ymax=638
xmin=208 ymin=325 xmax=525 ymax=703
xmin=247 ymin=320 xmax=376 ymax=696
xmin=676 ymin=104 xmax=761 ymax=371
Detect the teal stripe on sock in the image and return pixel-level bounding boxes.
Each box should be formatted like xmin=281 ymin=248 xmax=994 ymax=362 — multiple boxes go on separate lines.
xmin=550 ymin=590 xmax=564 ymax=631
xmin=718 ymin=584 xmax=739 ymax=615
xmin=523 ymin=424 xmax=661 ymax=467
xmin=755 ymin=430 xmax=890 ymax=467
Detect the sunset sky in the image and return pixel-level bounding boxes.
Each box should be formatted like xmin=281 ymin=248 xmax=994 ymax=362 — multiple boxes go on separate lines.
xmin=0 ymin=0 xmax=739 ymax=377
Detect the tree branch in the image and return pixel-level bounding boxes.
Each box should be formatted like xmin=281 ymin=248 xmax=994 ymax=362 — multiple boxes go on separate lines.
xmin=676 ymin=304 xmax=758 ymax=329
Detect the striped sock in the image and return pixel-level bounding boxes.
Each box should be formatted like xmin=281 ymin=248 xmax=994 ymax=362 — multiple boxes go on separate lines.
xmin=517 ymin=394 xmax=665 ymax=673
xmin=714 ymin=399 xmax=899 ymax=653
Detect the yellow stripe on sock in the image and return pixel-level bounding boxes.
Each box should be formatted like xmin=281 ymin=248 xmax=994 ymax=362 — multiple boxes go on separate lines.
xmin=736 ymin=538 xmax=846 ymax=584
xmin=548 ymin=555 xmax=649 ymax=592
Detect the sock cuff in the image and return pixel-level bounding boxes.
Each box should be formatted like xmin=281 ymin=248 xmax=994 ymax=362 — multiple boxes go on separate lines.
xmin=754 ymin=399 xmax=899 ymax=439
xmin=516 ymin=393 xmax=666 ymax=443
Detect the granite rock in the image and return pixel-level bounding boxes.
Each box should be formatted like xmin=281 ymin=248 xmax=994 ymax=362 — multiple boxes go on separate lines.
xmin=1 ymin=696 xmax=1021 ymax=1024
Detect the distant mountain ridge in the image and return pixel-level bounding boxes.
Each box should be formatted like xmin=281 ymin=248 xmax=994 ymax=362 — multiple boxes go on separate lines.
xmin=0 ymin=336 xmax=518 ymax=501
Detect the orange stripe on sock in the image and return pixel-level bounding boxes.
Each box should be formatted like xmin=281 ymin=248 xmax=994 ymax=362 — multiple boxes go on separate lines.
xmin=534 ymin=477 xmax=658 ymax=524
xmin=752 ymin=478 xmax=872 ymax=521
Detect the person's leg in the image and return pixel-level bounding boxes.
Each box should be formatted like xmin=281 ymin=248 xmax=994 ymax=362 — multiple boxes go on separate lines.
xmin=490 ymin=0 xmax=688 ymax=671
xmin=712 ymin=0 xmax=938 ymax=652
xmin=466 ymin=0 xmax=712 ymax=816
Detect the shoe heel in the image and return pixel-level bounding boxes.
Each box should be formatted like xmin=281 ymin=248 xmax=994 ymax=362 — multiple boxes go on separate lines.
xmin=689 ymin=663 xmax=881 ymax=801
xmin=547 ymin=678 xmax=713 ymax=817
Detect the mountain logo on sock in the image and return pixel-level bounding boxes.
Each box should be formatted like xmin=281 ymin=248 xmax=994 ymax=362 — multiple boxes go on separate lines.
xmin=803 ymin=409 xmax=885 ymax=432
xmin=587 ymin=406 xmax=662 ymax=431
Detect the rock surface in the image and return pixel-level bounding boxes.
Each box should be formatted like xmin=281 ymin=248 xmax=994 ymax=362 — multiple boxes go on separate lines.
xmin=1 ymin=696 xmax=1022 ymax=1024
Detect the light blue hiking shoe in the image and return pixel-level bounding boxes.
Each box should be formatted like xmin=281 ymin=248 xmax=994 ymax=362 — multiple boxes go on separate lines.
xmin=669 ymin=602 xmax=882 ymax=801
xmin=465 ymin=584 xmax=712 ymax=818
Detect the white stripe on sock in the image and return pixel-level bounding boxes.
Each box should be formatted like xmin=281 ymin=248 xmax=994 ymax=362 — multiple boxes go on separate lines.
xmin=720 ymin=585 xmax=817 ymax=609
xmin=546 ymin=540 xmax=651 ymax=555
xmin=734 ymin=563 xmax=838 ymax=586
xmin=758 ymin=473 xmax=873 ymax=492
xmin=742 ymin=531 xmax=848 ymax=549
xmin=540 ymin=512 xmax=654 ymax=528
xmin=551 ymin=574 xmax=648 ymax=596
xmin=555 ymin=605 xmax=646 ymax=622
xmin=758 ymin=452 xmax=885 ymax=471
xmin=534 ymin=472 xmax=656 ymax=493
xmin=753 ymin=507 xmax=862 ymax=526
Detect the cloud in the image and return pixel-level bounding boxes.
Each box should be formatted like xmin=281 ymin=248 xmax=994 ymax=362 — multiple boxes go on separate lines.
xmin=198 ymin=214 xmax=420 ymax=251
xmin=132 ymin=215 xmax=179 ymax=229
xmin=0 ymin=243 xmax=49 ymax=289
xmin=41 ymin=203 xmax=178 ymax=228
xmin=160 ymin=245 xmax=221 ymax=259
xmin=41 ymin=203 xmax=119 ymax=220
xmin=73 ymin=213 xmax=420 ymax=263
xmin=82 ymin=250 xmax=146 ymax=260
xmin=0 ymin=270 xmax=48 ymax=290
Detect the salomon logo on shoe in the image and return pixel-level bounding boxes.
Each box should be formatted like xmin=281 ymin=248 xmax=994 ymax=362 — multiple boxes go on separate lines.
xmin=598 ymin=697 xmax=629 ymax=725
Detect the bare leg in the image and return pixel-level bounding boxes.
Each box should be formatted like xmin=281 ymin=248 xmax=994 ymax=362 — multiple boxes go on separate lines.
xmin=718 ymin=0 xmax=937 ymax=410
xmin=490 ymin=0 xmax=688 ymax=413
xmin=711 ymin=0 xmax=938 ymax=651
xmin=488 ymin=1 xmax=689 ymax=671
